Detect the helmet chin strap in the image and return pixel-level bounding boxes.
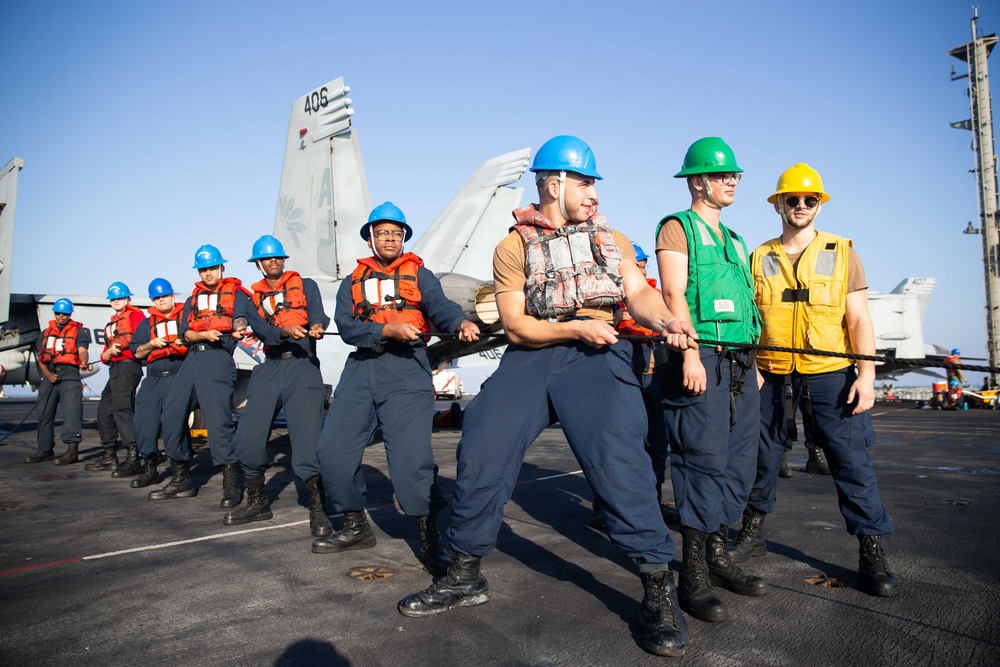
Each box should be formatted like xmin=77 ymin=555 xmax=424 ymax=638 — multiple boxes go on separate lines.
xmin=701 ymin=175 xmax=724 ymax=209
xmin=558 ymin=170 xmax=569 ymax=221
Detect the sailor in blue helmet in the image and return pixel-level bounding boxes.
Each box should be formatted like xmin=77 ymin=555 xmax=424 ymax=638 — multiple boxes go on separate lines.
xmin=222 ymin=235 xmax=333 ymax=538
xmin=397 ymin=136 xmax=698 ymax=658
xmin=312 ymin=202 xmax=480 ymax=576
xmin=26 ymin=299 xmax=92 ymax=465
xmin=88 ymin=282 xmax=146 ymax=475
xmin=127 ymin=278 xmax=190 ymax=489
xmin=152 ymin=245 xmax=252 ymax=509
xmin=654 ymin=137 xmax=769 ymax=624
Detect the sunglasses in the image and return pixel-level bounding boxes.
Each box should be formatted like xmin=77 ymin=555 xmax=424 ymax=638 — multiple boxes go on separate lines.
xmin=784 ymin=195 xmax=821 ymax=209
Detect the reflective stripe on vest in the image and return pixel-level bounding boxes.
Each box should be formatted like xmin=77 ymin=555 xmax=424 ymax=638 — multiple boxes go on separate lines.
xmin=752 ymin=232 xmax=852 ymax=374
xmin=349 ymin=253 xmax=429 ymax=332
xmin=146 ymin=304 xmax=188 ymax=363
xmin=40 ymin=320 xmax=82 ymax=366
xmin=104 ymin=304 xmax=142 ymax=350
xmin=188 ymin=278 xmax=249 ymax=333
xmin=661 ymin=210 xmax=759 ymax=345
xmin=252 ymin=271 xmax=309 ymax=328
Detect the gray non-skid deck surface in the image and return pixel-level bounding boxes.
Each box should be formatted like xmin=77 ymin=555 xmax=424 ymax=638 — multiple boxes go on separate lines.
xmin=0 ymin=399 xmax=997 ymax=666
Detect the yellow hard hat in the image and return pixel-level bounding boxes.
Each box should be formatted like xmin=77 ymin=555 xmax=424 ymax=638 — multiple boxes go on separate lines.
xmin=767 ymin=163 xmax=831 ymax=204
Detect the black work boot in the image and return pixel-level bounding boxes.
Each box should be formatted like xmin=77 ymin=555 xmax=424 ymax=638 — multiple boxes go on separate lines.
xmin=220 ymin=463 xmax=242 ymax=509
xmin=805 ymin=444 xmax=831 ymax=475
xmin=25 ymin=449 xmax=55 ymax=463
xmin=589 ymin=495 xmax=606 ymax=530
xmin=53 ymin=443 xmax=79 ymax=466
xmin=311 ymin=510 xmax=376 ymax=553
xmin=729 ymin=506 xmax=768 ymax=563
xmin=678 ymin=528 xmax=727 ymax=623
xmin=398 ymin=549 xmax=490 ymax=617
xmin=111 ymin=446 xmax=142 ymax=478
xmin=306 ymin=475 xmax=332 ymax=537
xmin=85 ymin=446 xmax=120 ymax=472
xmin=858 ymin=535 xmax=898 ymax=597
xmin=639 ymin=570 xmax=688 ymax=657
xmin=223 ymin=476 xmax=272 ymax=525
xmin=779 ymin=453 xmax=792 ymax=478
xmin=417 ymin=514 xmax=451 ymax=576
xmin=148 ymin=459 xmax=197 ymax=500
xmin=130 ymin=454 xmax=160 ymax=488
xmin=706 ymin=527 xmax=771 ymax=596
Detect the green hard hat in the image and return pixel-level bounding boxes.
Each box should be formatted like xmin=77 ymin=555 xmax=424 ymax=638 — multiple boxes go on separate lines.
xmin=674 ymin=137 xmax=743 ymax=178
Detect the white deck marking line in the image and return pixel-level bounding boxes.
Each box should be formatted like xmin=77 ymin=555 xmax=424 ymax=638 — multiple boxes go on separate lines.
xmin=6 ymin=470 xmax=589 ymax=573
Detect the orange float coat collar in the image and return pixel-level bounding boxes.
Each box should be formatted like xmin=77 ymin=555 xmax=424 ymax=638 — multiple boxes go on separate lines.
xmin=104 ymin=304 xmax=144 ymax=362
xmin=251 ymin=271 xmax=309 ymax=328
xmin=187 ymin=277 xmax=251 ymax=333
xmin=146 ymin=304 xmax=189 ymax=363
xmin=39 ymin=320 xmax=83 ymax=366
xmin=349 ymin=252 xmax=429 ymax=333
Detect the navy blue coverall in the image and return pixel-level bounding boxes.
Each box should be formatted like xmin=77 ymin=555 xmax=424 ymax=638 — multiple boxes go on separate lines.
xmin=159 ymin=292 xmax=250 ymax=465
xmin=36 ymin=327 xmax=91 ymax=454
xmin=316 ymin=266 xmax=465 ymax=517
xmin=751 ymin=368 xmax=893 ymax=536
xmin=233 ymin=277 xmax=329 ymax=482
xmin=447 ymin=338 xmax=676 ymax=569
xmin=129 ymin=318 xmax=187 ymax=459
xmin=661 ymin=347 xmax=760 ymax=533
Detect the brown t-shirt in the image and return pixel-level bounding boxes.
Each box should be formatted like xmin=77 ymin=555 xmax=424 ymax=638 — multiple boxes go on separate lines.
xmin=493 ymin=228 xmax=636 ymax=324
xmin=656 ymin=219 xmax=866 ymax=292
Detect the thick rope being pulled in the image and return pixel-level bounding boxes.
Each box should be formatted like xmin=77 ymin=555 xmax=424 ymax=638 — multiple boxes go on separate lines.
xmin=617 ymin=335 xmax=1000 ymax=374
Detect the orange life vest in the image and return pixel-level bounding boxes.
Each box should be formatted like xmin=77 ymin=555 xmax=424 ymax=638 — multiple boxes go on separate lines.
xmin=104 ymin=304 xmax=143 ymax=351
xmin=349 ymin=252 xmax=429 ymax=333
xmin=146 ymin=304 xmax=189 ymax=363
xmin=614 ymin=278 xmax=659 ymax=337
xmin=252 ymin=271 xmax=309 ymax=328
xmin=39 ymin=320 xmax=83 ymax=366
xmin=187 ymin=277 xmax=251 ymax=333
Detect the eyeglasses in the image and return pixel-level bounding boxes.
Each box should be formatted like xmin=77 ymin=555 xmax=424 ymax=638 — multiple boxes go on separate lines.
xmin=783 ymin=195 xmax=821 ymax=209
xmin=709 ymin=172 xmax=742 ymax=185
xmin=373 ymin=230 xmax=405 ymax=240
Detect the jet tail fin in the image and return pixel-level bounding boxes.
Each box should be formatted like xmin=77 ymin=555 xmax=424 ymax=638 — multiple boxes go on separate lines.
xmin=0 ymin=158 xmax=24 ymax=323
xmin=888 ymin=277 xmax=935 ymax=321
xmin=411 ymin=148 xmax=530 ymax=280
xmin=273 ymin=78 xmax=371 ymax=283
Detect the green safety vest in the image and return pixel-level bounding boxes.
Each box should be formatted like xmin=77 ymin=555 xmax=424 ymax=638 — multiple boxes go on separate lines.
xmin=657 ymin=210 xmax=760 ymax=345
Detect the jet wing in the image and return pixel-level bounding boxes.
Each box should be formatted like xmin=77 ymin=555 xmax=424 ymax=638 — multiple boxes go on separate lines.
xmin=411 ymin=148 xmax=530 ymax=280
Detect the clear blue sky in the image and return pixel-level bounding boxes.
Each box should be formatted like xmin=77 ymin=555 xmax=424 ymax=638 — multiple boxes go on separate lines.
xmin=1 ymin=1 xmax=995 ymax=386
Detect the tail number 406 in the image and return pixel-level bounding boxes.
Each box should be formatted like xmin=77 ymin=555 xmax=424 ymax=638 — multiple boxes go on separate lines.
xmin=304 ymin=87 xmax=329 ymax=115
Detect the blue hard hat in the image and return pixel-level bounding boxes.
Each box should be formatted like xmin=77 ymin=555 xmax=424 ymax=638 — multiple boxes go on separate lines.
xmin=148 ymin=278 xmax=174 ymax=299
xmin=53 ymin=298 xmax=74 ymax=314
xmin=632 ymin=243 xmax=649 ymax=262
xmin=951 ymin=348 xmax=961 ymax=355
xmin=362 ymin=201 xmax=413 ymax=241
xmin=193 ymin=244 xmax=227 ymax=269
xmin=530 ymin=135 xmax=603 ymax=180
xmin=248 ymin=235 xmax=289 ymax=262
xmin=106 ymin=281 xmax=133 ymax=300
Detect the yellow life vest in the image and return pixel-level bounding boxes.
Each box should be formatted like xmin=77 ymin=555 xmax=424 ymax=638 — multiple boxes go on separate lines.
xmin=752 ymin=231 xmax=852 ymax=374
